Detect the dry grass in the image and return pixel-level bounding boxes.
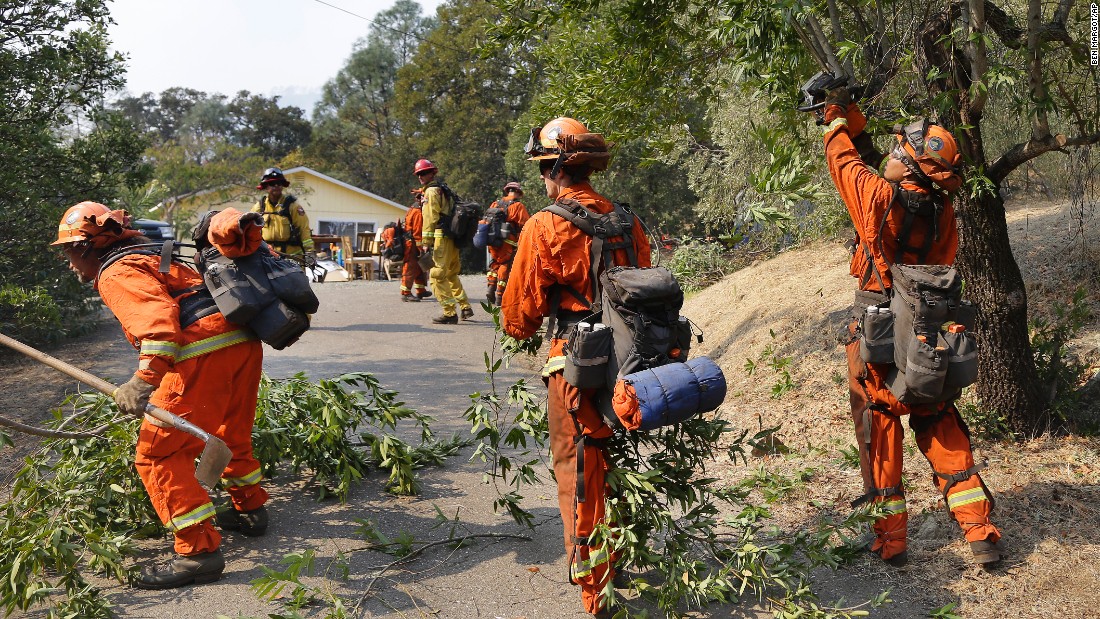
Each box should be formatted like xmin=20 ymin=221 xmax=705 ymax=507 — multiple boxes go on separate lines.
xmin=681 ymin=196 xmax=1100 ymax=618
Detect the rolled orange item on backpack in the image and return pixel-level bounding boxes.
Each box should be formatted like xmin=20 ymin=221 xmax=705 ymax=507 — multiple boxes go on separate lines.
xmin=611 ymin=379 xmax=643 ymax=431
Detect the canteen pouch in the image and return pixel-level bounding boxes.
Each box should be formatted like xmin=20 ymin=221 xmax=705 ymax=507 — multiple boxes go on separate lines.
xmin=204 ymin=260 xmax=264 ymax=324
xmin=250 ymin=300 xmax=309 ymax=350
xmin=263 ymin=254 xmax=319 ymax=313
xmin=472 ymin=221 xmax=492 ymax=249
xmin=859 ymin=306 xmax=895 ymax=364
xmin=943 ymin=330 xmax=979 ymax=392
xmin=611 ymin=357 xmax=727 ymax=431
xmin=889 ymin=333 xmax=949 ymax=403
xmin=563 ymin=325 xmax=613 ymax=389
xmin=671 ymin=318 xmax=695 ymax=362
xmin=955 ymin=300 xmax=977 ymax=331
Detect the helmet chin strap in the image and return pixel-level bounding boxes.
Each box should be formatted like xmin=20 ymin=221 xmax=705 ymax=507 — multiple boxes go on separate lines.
xmin=550 ymin=152 xmax=567 ymax=179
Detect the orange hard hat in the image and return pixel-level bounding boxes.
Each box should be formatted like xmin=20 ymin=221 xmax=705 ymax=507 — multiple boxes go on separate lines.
xmin=891 ymin=119 xmax=962 ymax=195
xmin=52 ymin=201 xmax=141 ymax=248
xmin=413 ymin=159 xmax=437 ymax=175
xmin=524 ymin=117 xmax=611 ymax=174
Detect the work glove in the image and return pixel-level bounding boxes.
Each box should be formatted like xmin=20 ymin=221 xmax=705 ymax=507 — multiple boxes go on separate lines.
xmin=824 ymin=87 xmax=851 ymax=111
xmin=238 ymin=211 xmax=264 ymax=230
xmin=114 ymin=375 xmax=157 ymax=418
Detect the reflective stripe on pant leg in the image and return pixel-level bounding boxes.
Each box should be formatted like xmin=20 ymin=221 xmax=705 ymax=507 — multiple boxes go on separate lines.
xmin=913 ymin=407 xmax=1001 ymax=543
xmin=548 ymin=373 xmax=616 ymax=615
xmin=430 ymin=238 xmax=457 ymax=312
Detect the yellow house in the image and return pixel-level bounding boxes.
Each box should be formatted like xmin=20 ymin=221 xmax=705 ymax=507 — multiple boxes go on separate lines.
xmin=181 ymin=166 xmax=409 ymax=243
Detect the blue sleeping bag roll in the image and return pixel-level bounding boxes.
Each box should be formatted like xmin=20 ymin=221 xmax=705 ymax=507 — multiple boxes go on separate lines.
xmin=472 ymin=221 xmax=492 ymax=249
xmin=617 ymin=356 xmax=727 ymax=431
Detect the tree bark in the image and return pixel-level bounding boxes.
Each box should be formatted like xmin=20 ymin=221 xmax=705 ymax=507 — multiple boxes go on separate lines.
xmin=954 ymin=187 xmax=1049 ymax=435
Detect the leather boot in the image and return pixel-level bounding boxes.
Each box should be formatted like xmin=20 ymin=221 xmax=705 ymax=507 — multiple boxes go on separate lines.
xmin=215 ymin=504 xmax=268 ymax=537
xmin=970 ymin=539 xmax=1001 ymax=566
xmin=417 ymin=289 xmax=433 ymax=299
xmin=401 ymin=294 xmax=421 ymax=302
xmin=432 ymin=313 xmax=458 ymax=325
xmin=133 ymin=549 xmax=225 ymax=590
xmin=460 ymin=306 xmax=474 ymax=320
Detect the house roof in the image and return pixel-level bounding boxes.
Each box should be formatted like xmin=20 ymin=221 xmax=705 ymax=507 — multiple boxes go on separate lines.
xmin=283 ymin=166 xmax=408 ymax=213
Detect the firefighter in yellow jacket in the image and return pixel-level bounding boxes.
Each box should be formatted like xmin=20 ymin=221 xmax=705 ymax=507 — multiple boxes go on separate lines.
xmin=250 ymin=167 xmax=314 ymax=256
xmin=415 ymin=159 xmax=473 ymax=324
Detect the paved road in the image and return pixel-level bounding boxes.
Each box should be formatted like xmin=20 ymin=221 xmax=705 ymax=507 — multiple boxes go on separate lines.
xmin=89 ymin=276 xmax=612 ymax=619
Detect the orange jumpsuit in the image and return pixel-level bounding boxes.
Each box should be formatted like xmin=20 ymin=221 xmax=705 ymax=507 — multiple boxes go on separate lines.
xmin=501 ymin=182 xmax=651 ymax=615
xmin=96 ymin=210 xmax=268 ymax=557
xmin=485 ymin=198 xmax=530 ymax=304
xmin=402 ymin=205 xmax=428 ymax=297
xmin=823 ymin=104 xmax=999 ymax=561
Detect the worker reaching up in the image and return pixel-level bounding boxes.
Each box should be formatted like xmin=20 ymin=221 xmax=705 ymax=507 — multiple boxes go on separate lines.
xmin=814 ymin=88 xmax=1001 ymax=567
xmin=484 ymin=181 xmax=530 ymax=306
xmin=52 ymin=203 xmax=269 ymax=589
xmin=415 ymin=159 xmax=473 ymax=324
xmin=501 ymin=117 xmax=651 ymax=619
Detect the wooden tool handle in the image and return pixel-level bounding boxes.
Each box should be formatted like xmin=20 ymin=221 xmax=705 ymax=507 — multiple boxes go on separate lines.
xmin=0 ymin=332 xmax=211 ymax=441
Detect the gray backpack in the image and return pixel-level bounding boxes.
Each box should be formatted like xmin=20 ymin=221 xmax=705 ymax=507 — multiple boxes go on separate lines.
xmin=858 ymin=264 xmax=978 ymax=404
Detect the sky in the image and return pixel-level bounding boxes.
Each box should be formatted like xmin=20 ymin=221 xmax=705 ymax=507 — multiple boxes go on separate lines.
xmin=107 ymin=0 xmax=444 ymax=116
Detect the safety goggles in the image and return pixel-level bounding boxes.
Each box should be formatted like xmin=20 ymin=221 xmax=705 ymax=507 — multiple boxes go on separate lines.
xmin=525 ymin=126 xmax=559 ymax=158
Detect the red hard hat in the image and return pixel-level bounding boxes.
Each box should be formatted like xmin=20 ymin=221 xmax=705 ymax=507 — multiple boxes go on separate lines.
xmin=413 ymin=159 xmax=437 ymax=175
xmin=52 ymin=201 xmax=141 ymax=248
xmin=502 ymin=181 xmax=523 ymax=194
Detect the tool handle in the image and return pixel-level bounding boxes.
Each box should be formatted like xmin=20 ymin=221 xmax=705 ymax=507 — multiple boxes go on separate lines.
xmin=0 ymin=332 xmax=210 ymax=441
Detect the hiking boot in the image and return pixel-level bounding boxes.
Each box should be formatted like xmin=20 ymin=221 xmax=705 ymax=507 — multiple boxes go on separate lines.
xmin=590 ymin=609 xmax=613 ymax=619
xmin=132 ymin=549 xmax=225 ymax=590
xmin=432 ymin=313 xmax=458 ymax=325
xmin=612 ymin=570 xmax=633 ymax=589
xmin=880 ymin=550 xmax=908 ymax=567
xmin=417 ymin=290 xmax=433 ymax=299
xmin=460 ymin=306 xmax=475 ymax=320
xmin=215 ymin=504 xmax=268 ymax=537
xmin=970 ymin=539 xmax=1001 ymax=566
xmin=401 ymin=294 xmax=421 ymax=302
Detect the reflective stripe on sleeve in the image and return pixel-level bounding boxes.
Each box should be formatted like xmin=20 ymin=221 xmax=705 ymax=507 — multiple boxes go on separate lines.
xmin=947 ymin=487 xmax=988 ymax=510
xmin=139 ymin=340 xmax=180 ymax=360
xmin=166 ymin=501 xmax=216 ymax=532
xmin=823 ymin=117 xmax=849 ymax=134
xmin=542 ymin=355 xmax=566 ymax=377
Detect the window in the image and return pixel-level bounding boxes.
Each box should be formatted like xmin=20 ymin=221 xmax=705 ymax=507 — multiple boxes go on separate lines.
xmin=318 ymin=220 xmax=375 ymax=239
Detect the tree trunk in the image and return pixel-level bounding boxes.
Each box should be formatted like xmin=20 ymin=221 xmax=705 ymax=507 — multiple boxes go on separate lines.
xmin=954 ymin=189 xmax=1049 ymax=435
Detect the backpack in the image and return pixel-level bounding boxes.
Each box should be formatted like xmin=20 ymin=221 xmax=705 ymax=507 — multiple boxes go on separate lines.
xmin=435 ymin=182 xmax=481 ymax=246
xmin=97 ymin=237 xmax=319 ymax=351
xmin=544 ymin=199 xmax=726 ymax=431
xmin=262 ymin=195 xmax=303 ymax=248
xmin=381 ymin=221 xmax=406 ymax=261
xmin=862 ymin=264 xmax=978 ymax=404
xmin=854 ymin=186 xmax=978 ymax=404
xmin=473 ymin=201 xmax=509 ymax=249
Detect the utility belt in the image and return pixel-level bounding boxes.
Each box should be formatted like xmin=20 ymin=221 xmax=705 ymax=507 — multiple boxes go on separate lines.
xmin=552 ymin=309 xmax=590 ymax=339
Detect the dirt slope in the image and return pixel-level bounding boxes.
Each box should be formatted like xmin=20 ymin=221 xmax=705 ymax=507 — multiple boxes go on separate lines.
xmin=680 ymin=196 xmax=1100 ymax=618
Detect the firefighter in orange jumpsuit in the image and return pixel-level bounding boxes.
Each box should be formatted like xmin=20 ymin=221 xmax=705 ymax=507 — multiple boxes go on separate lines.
xmin=52 ymin=202 xmax=269 ymax=589
xmin=485 ymin=181 xmax=530 ymax=306
xmin=401 ymin=189 xmax=431 ymax=301
xmin=817 ymin=90 xmax=1001 ymax=566
xmin=501 ymin=118 xmax=651 ymax=618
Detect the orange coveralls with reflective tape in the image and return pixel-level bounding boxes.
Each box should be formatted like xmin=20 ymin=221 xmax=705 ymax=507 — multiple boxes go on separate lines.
xmin=402 ymin=205 xmax=428 ymax=296
xmin=501 ymin=182 xmax=651 ymax=615
xmin=96 ymin=210 xmax=268 ymax=556
xmin=823 ymin=103 xmax=999 ymax=561
xmin=486 ymin=198 xmax=530 ymax=301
